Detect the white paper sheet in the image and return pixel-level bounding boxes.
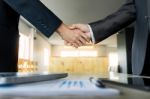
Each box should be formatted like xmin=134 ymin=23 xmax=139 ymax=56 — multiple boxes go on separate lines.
xmin=0 ymin=79 xmax=120 ymax=97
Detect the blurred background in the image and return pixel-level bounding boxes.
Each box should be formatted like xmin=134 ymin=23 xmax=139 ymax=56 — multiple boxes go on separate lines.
xmin=18 ymin=0 xmax=133 ymax=76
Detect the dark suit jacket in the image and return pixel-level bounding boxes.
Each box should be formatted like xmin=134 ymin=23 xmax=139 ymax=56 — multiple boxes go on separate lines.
xmin=90 ymin=0 xmax=149 ymax=75
xmin=0 ymin=0 xmax=62 ymax=72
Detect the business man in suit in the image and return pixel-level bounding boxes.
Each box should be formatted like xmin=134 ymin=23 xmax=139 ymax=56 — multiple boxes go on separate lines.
xmin=0 ymin=0 xmax=89 ymax=72
xmin=70 ymin=0 xmax=150 ymax=76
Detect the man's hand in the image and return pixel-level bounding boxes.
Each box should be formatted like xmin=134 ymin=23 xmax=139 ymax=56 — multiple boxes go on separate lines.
xmin=56 ymin=23 xmax=90 ymax=48
xmin=69 ymin=24 xmax=91 ymax=39
xmin=64 ymin=23 xmax=92 ymax=47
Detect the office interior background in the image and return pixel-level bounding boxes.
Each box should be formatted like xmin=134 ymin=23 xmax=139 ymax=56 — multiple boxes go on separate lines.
xmin=18 ymin=0 xmax=129 ymax=75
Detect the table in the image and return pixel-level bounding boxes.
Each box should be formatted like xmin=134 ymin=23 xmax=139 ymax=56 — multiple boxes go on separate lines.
xmin=0 ymin=72 xmax=150 ymax=99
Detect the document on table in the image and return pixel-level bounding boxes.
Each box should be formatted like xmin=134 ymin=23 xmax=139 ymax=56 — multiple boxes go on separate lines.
xmin=0 ymin=78 xmax=120 ymax=97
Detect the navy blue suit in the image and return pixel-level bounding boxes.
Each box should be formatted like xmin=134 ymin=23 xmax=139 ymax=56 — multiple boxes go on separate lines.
xmin=0 ymin=0 xmax=62 ymax=72
xmin=90 ymin=0 xmax=150 ymax=76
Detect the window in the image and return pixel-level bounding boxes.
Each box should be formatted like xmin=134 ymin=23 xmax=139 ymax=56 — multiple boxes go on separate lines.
xmin=19 ymin=33 xmax=30 ymax=60
xmin=108 ymin=52 xmax=118 ymax=72
xmin=61 ymin=50 xmax=98 ymax=57
xmin=44 ymin=48 xmax=50 ymax=66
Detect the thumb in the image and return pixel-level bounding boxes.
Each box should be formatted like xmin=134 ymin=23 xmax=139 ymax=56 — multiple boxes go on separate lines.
xmin=74 ymin=24 xmax=88 ymax=32
xmin=68 ymin=24 xmax=77 ymax=29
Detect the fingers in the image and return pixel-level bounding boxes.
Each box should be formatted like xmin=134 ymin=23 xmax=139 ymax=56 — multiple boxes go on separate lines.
xmin=64 ymin=38 xmax=82 ymax=48
xmin=64 ymin=41 xmax=72 ymax=46
xmin=72 ymin=43 xmax=80 ymax=48
xmin=64 ymin=35 xmax=89 ymax=48
xmin=74 ymin=29 xmax=90 ymax=45
xmin=80 ymin=33 xmax=90 ymax=42
xmin=65 ymin=41 xmax=80 ymax=48
xmin=76 ymin=29 xmax=90 ymax=43
xmin=64 ymin=38 xmax=84 ymax=48
xmin=69 ymin=24 xmax=89 ymax=32
xmin=69 ymin=24 xmax=91 ymax=41
xmin=61 ymin=24 xmax=91 ymax=48
xmin=78 ymin=36 xmax=86 ymax=45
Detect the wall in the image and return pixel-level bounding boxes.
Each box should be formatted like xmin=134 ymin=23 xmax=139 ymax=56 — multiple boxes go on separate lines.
xmin=49 ymin=45 xmax=110 ymax=74
xmin=49 ymin=57 xmax=108 ymax=74
xmin=33 ymin=33 xmax=52 ymax=72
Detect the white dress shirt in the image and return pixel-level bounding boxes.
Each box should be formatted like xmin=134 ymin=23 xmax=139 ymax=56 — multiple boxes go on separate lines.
xmin=88 ymin=25 xmax=95 ymax=44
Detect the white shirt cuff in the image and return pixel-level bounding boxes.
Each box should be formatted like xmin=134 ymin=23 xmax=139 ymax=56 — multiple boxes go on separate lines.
xmin=88 ymin=25 xmax=95 ymax=44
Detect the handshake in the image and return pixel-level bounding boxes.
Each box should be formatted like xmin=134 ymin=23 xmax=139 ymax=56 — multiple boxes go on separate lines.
xmin=56 ymin=23 xmax=92 ymax=48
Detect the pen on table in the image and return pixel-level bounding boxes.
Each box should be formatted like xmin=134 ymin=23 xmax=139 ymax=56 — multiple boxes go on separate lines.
xmin=89 ymin=77 xmax=106 ymax=88
xmin=59 ymin=81 xmax=67 ymax=88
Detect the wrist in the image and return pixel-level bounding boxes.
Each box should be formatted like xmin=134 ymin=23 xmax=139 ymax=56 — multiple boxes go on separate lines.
xmin=56 ymin=23 xmax=67 ymax=36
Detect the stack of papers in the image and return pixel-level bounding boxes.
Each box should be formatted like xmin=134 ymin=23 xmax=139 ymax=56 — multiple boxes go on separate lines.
xmin=0 ymin=79 xmax=120 ymax=97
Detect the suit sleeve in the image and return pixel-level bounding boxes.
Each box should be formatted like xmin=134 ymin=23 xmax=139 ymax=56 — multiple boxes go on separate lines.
xmin=3 ymin=0 xmax=62 ymax=38
xmin=89 ymin=0 xmax=136 ymax=43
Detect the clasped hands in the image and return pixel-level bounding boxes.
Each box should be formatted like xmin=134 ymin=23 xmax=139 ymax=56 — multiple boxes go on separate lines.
xmin=57 ymin=23 xmax=91 ymax=48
